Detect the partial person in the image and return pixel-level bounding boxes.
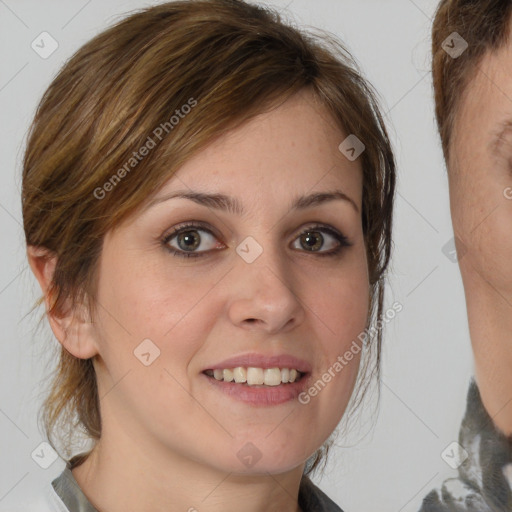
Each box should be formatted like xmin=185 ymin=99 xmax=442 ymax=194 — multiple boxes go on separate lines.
xmin=421 ymin=1 xmax=512 ymax=510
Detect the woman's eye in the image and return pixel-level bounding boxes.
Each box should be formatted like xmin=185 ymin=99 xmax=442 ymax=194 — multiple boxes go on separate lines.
xmin=163 ymin=224 xmax=223 ymax=258
xmin=291 ymin=227 xmax=351 ymax=257
xmin=162 ymin=223 xmax=351 ymax=259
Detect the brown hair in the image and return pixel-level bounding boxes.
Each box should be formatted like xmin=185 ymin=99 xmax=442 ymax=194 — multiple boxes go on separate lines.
xmin=432 ymin=0 xmax=512 ymax=161
xmin=22 ymin=0 xmax=395 ymax=475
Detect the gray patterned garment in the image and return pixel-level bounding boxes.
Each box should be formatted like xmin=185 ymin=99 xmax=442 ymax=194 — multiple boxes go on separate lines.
xmin=420 ymin=380 xmax=512 ymax=511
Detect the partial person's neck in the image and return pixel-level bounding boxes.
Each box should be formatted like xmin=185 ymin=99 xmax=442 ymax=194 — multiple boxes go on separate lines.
xmin=463 ymin=272 xmax=512 ymax=437
xmin=71 ymin=421 xmax=304 ymax=512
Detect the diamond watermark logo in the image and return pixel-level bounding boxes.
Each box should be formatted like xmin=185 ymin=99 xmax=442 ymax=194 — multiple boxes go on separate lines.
xmin=441 ymin=441 xmax=469 ymax=469
xmin=134 ymin=338 xmax=161 ymax=366
xmin=31 ymin=441 xmax=58 ymax=469
xmin=441 ymin=32 xmax=468 ymax=59
xmin=338 ymin=135 xmax=365 ymax=161
xmin=442 ymin=236 xmax=467 ymax=263
xmin=236 ymin=236 xmax=263 ymax=264
xmin=31 ymin=31 xmax=59 ymax=59
xmin=237 ymin=442 xmax=262 ymax=468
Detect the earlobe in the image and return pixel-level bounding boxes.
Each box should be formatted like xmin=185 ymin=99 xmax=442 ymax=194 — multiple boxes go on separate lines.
xmin=26 ymin=245 xmax=99 ymax=360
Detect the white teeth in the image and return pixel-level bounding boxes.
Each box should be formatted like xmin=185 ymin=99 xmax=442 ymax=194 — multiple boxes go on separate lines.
xmin=223 ymin=369 xmax=234 ymax=382
xmin=247 ymin=367 xmax=264 ymax=385
xmin=264 ymin=368 xmax=282 ymax=386
xmin=233 ymin=367 xmax=247 ymax=383
xmin=207 ymin=367 xmax=302 ymax=385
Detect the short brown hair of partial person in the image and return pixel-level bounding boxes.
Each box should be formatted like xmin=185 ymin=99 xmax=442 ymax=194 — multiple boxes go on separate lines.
xmin=432 ymin=0 xmax=512 ymax=160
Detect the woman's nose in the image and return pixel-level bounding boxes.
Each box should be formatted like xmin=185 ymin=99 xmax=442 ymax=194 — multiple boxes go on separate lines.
xmin=226 ymin=238 xmax=306 ymax=335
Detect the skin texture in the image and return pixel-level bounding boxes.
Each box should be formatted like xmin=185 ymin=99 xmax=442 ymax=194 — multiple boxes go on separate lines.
xmin=27 ymin=89 xmax=370 ymax=512
xmin=449 ymin=36 xmax=512 ymax=436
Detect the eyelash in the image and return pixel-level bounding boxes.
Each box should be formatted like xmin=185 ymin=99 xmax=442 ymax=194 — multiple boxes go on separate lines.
xmin=161 ymin=221 xmax=352 ymax=259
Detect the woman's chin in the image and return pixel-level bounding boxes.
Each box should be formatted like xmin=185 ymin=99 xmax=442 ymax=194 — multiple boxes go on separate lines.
xmin=201 ymin=443 xmax=314 ymax=476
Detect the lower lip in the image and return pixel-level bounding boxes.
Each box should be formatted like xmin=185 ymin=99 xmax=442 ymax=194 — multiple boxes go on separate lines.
xmin=202 ymin=373 xmax=310 ymax=406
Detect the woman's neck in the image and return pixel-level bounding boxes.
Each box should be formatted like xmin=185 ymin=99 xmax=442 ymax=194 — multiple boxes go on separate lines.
xmin=71 ymin=419 xmax=305 ymax=512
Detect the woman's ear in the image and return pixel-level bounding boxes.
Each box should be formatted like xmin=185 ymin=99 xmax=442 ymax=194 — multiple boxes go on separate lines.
xmin=26 ymin=245 xmax=99 ymax=359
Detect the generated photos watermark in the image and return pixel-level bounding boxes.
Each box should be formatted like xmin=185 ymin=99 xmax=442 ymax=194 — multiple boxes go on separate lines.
xmin=93 ymin=97 xmax=197 ymax=200
xmin=298 ymin=301 xmax=403 ymax=404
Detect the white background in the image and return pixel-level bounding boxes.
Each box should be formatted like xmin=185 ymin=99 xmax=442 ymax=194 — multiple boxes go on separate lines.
xmin=0 ymin=1 xmax=474 ymax=511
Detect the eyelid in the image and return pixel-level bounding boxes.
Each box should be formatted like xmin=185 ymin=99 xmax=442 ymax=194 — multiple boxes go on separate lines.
xmin=162 ymin=220 xmax=220 ymax=240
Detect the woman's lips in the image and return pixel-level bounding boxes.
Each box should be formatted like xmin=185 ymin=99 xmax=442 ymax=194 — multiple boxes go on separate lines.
xmin=202 ymin=371 xmax=310 ymax=406
xmin=205 ymin=353 xmax=312 ymax=374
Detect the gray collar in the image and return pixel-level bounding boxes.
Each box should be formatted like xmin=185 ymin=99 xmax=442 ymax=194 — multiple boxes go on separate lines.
xmin=51 ymin=465 xmax=98 ymax=512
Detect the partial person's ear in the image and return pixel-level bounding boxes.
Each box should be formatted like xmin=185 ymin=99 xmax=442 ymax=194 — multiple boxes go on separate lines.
xmin=27 ymin=245 xmax=99 ymax=359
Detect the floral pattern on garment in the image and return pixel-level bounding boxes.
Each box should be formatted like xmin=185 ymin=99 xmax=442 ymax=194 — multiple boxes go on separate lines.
xmin=420 ymin=380 xmax=512 ymax=512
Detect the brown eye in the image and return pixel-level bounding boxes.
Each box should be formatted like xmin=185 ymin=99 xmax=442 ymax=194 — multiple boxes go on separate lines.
xmin=163 ymin=223 xmax=224 ymax=258
xmin=299 ymin=230 xmax=324 ymax=251
xmin=292 ymin=225 xmax=350 ymax=256
xmin=176 ymin=230 xmax=201 ymax=251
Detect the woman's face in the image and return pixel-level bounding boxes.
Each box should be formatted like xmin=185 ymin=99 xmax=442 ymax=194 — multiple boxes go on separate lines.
xmin=88 ymin=89 xmax=369 ymax=474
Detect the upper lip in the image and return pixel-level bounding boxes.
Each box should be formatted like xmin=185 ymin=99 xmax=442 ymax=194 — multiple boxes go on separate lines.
xmin=203 ymin=353 xmax=312 ymax=373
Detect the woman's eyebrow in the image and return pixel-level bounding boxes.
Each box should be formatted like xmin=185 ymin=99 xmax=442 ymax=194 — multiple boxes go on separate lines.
xmin=145 ymin=189 xmax=359 ymax=214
